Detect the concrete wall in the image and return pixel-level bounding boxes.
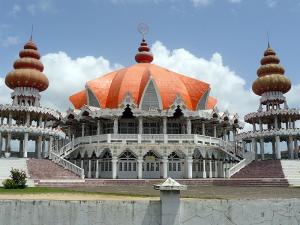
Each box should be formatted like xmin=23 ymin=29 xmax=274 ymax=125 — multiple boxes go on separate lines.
xmin=1 ymin=199 xmax=300 ymax=225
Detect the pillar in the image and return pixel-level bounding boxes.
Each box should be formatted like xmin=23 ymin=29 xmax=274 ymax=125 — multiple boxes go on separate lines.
xmin=6 ymin=133 xmax=11 ymax=153
xmin=137 ymin=156 xmax=143 ymax=179
xmin=294 ymin=139 xmax=299 ymax=159
xmin=288 ymin=117 xmax=292 ymax=129
xmin=19 ymin=139 xmax=23 ymax=157
xmin=186 ymin=118 xmax=191 ymax=135
xmin=38 ymin=115 xmax=43 ymax=128
xmin=81 ymin=123 xmax=85 ymax=137
xmin=259 ymin=118 xmax=263 ymax=131
xmin=88 ymin=159 xmax=92 ymax=178
xmin=26 ymin=112 xmax=30 ymax=126
xmin=112 ymin=156 xmax=118 ymax=179
xmin=0 ymin=132 xmax=2 ymax=153
xmin=42 ymin=139 xmax=46 ymax=158
xmin=209 ymin=160 xmax=213 ymax=178
xmin=37 ymin=136 xmax=42 ymax=159
xmin=202 ymin=122 xmax=205 ymax=136
xmin=8 ymin=112 xmax=12 ymax=125
xmin=213 ymin=124 xmax=217 ymax=138
xmin=95 ymin=159 xmax=99 ymax=178
xmin=214 ymin=160 xmax=218 ymax=178
xmin=81 ymin=159 xmax=84 ymax=169
xmin=260 ymin=138 xmax=265 ymax=160
xmin=97 ymin=119 xmax=101 ymax=135
xmin=138 ymin=117 xmax=143 ymax=135
xmin=223 ymin=129 xmax=227 ymax=141
xmin=252 ymin=123 xmax=256 ymax=131
xmin=162 ymin=156 xmax=168 ymax=179
xmin=186 ymin=156 xmax=193 ymax=179
xmin=288 ymin=136 xmax=294 ymax=159
xmin=113 ymin=117 xmax=118 ymax=134
xmin=274 ymin=116 xmax=278 ymax=129
xmin=252 ymin=138 xmax=257 ymax=160
xmin=48 ymin=136 xmax=53 ymax=159
xmin=163 ymin=117 xmax=167 ymax=134
xmin=272 ymin=140 xmax=276 ymax=159
xmin=275 ymin=135 xmax=281 ymax=159
xmin=202 ymin=159 xmax=206 ymax=178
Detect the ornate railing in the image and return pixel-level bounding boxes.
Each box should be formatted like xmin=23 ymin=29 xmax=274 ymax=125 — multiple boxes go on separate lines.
xmin=50 ymin=152 xmax=84 ymax=179
xmin=227 ymin=151 xmax=255 ymax=178
xmin=57 ymin=134 xmax=242 ymax=160
xmin=236 ymin=128 xmax=300 ymax=140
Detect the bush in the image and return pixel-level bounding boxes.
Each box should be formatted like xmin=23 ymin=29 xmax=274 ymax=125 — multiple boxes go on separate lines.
xmin=2 ymin=168 xmax=27 ymax=189
xmin=10 ymin=168 xmax=27 ymax=189
xmin=2 ymin=179 xmax=16 ymax=189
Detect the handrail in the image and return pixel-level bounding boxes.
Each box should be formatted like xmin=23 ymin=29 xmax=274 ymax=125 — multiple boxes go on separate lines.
xmin=50 ymin=152 xmax=84 ymax=179
xmin=227 ymin=151 xmax=255 ymax=178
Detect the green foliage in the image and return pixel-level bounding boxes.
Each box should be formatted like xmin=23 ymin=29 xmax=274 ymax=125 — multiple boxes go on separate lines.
xmin=2 ymin=168 xmax=27 ymax=189
xmin=2 ymin=179 xmax=16 ymax=189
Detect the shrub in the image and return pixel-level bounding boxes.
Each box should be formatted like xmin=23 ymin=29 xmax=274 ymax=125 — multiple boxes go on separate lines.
xmin=10 ymin=168 xmax=27 ymax=189
xmin=2 ymin=179 xmax=16 ymax=189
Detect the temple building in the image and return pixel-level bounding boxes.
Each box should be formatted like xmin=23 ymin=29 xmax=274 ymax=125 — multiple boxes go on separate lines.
xmin=56 ymin=37 xmax=244 ymax=179
xmin=0 ymin=38 xmax=64 ymax=159
xmin=237 ymin=44 xmax=300 ymax=160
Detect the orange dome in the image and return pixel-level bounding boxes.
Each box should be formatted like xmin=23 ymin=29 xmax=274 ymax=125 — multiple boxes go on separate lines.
xmin=70 ymin=63 xmax=216 ymax=111
xmin=252 ymin=45 xmax=291 ymax=96
xmin=5 ymin=39 xmax=49 ymax=92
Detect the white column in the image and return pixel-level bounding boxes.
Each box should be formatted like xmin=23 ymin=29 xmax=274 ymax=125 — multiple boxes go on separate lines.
xmin=163 ymin=117 xmax=168 ymax=144
xmin=26 ymin=112 xmax=30 ymax=126
xmin=39 ymin=115 xmax=43 ymax=128
xmin=202 ymin=123 xmax=205 ymax=136
xmin=137 ymin=156 xmax=143 ymax=179
xmin=186 ymin=156 xmax=193 ymax=179
xmin=252 ymin=123 xmax=256 ymax=131
xmin=214 ymin=160 xmax=218 ymax=178
xmin=8 ymin=112 xmax=12 ymax=126
xmin=223 ymin=129 xmax=227 ymax=141
xmin=186 ymin=118 xmax=192 ymax=135
xmin=112 ymin=156 xmax=118 ymax=179
xmin=113 ymin=117 xmax=118 ymax=134
xmin=252 ymin=138 xmax=257 ymax=160
xmin=19 ymin=139 xmax=23 ymax=157
xmin=0 ymin=132 xmax=2 ymax=153
xmin=81 ymin=123 xmax=85 ymax=137
xmin=6 ymin=133 xmax=11 ymax=153
xmin=138 ymin=117 xmax=143 ymax=135
xmin=48 ymin=136 xmax=53 ymax=159
xmin=202 ymin=159 xmax=206 ymax=178
xmin=95 ymin=159 xmax=99 ymax=178
xmin=274 ymin=116 xmax=278 ymax=129
xmin=37 ymin=135 xmax=42 ymax=159
xmin=88 ymin=159 xmax=92 ymax=178
xmin=81 ymin=159 xmax=84 ymax=169
xmin=294 ymin=140 xmax=299 ymax=159
xmin=42 ymin=139 xmax=46 ymax=158
xmin=209 ymin=160 xmax=213 ymax=178
xmin=259 ymin=118 xmax=263 ymax=131
xmin=97 ymin=120 xmax=101 ymax=135
xmin=288 ymin=117 xmax=292 ymax=129
xmin=260 ymin=138 xmax=265 ymax=160
xmin=288 ymin=136 xmax=294 ymax=159
xmin=213 ymin=124 xmax=217 ymax=138
xmin=275 ymin=136 xmax=281 ymax=159
xmin=162 ymin=156 xmax=168 ymax=179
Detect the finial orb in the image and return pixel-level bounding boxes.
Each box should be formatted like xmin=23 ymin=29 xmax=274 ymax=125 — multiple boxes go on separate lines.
xmin=138 ymin=23 xmax=149 ymax=37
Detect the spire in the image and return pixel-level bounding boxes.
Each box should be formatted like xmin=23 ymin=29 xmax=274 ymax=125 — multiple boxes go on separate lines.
xmin=5 ymin=38 xmax=49 ymax=92
xmin=252 ymin=45 xmax=291 ymax=96
xmin=135 ymin=23 xmax=153 ymax=63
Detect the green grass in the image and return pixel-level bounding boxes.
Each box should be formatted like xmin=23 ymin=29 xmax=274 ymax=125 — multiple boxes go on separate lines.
xmin=0 ymin=187 xmax=156 ymax=197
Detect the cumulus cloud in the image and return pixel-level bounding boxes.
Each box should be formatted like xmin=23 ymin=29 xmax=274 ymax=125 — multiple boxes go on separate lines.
xmin=40 ymin=52 xmax=122 ymax=110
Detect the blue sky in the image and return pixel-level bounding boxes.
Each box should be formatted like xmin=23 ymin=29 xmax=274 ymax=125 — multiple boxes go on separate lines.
xmin=0 ymin=0 xmax=300 ymax=116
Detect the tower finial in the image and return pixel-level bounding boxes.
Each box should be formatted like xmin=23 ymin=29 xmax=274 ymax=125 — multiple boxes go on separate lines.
xmin=137 ymin=23 xmax=149 ymax=40
xmin=267 ymin=31 xmax=270 ymax=48
xmin=30 ymin=24 xmax=34 ymax=41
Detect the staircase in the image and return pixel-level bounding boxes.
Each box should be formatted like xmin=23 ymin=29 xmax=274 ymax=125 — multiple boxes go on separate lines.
xmin=0 ymin=158 xmax=34 ymax=187
xmin=27 ymin=159 xmax=82 ymax=184
xmin=227 ymin=160 xmax=288 ymax=187
xmin=281 ymin=160 xmax=300 ymax=186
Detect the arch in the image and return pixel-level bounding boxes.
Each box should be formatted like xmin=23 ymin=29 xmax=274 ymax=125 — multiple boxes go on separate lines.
xmin=140 ymin=79 xmax=162 ymax=110
xmin=197 ymin=90 xmax=210 ymax=110
xmin=118 ymin=150 xmax=137 ymax=160
xmin=86 ymin=88 xmax=100 ymax=108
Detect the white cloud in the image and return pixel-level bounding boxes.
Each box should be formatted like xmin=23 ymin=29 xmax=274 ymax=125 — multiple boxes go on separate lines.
xmin=191 ymin=0 xmax=242 ymax=6
xmin=26 ymin=0 xmax=53 ymax=15
xmin=266 ymin=0 xmax=277 ymax=8
xmin=40 ymin=52 xmax=122 ymax=110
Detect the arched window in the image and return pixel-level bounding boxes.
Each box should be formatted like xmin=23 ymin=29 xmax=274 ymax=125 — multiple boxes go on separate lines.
xmin=87 ymin=88 xmax=100 ymax=107
xmin=140 ymin=80 xmax=162 ymax=110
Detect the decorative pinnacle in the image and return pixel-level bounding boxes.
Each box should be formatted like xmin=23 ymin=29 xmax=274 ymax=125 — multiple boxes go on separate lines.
xmin=30 ymin=24 xmax=34 ymax=41
xmin=138 ymin=23 xmax=149 ymax=40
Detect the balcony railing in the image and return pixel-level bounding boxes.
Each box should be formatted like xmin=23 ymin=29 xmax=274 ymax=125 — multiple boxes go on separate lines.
xmin=57 ymin=134 xmax=242 ymax=160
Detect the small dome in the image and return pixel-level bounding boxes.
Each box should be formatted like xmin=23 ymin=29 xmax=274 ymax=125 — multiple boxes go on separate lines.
xmin=252 ymin=46 xmax=291 ymax=96
xmin=5 ymin=39 xmax=49 ymax=92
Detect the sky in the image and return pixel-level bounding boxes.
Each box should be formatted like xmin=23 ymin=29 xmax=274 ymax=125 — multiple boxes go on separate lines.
xmin=0 ymin=0 xmax=300 ymax=123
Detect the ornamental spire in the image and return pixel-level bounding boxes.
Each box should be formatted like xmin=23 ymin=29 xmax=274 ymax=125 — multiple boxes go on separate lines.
xmin=5 ymin=36 xmax=49 ymax=92
xmin=135 ymin=23 xmax=153 ymax=63
xmin=252 ymin=44 xmax=291 ymax=96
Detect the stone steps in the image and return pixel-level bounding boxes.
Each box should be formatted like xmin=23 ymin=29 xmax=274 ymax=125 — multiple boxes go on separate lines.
xmin=27 ymin=159 xmax=81 ymax=180
xmin=281 ymin=160 xmax=300 ymax=186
